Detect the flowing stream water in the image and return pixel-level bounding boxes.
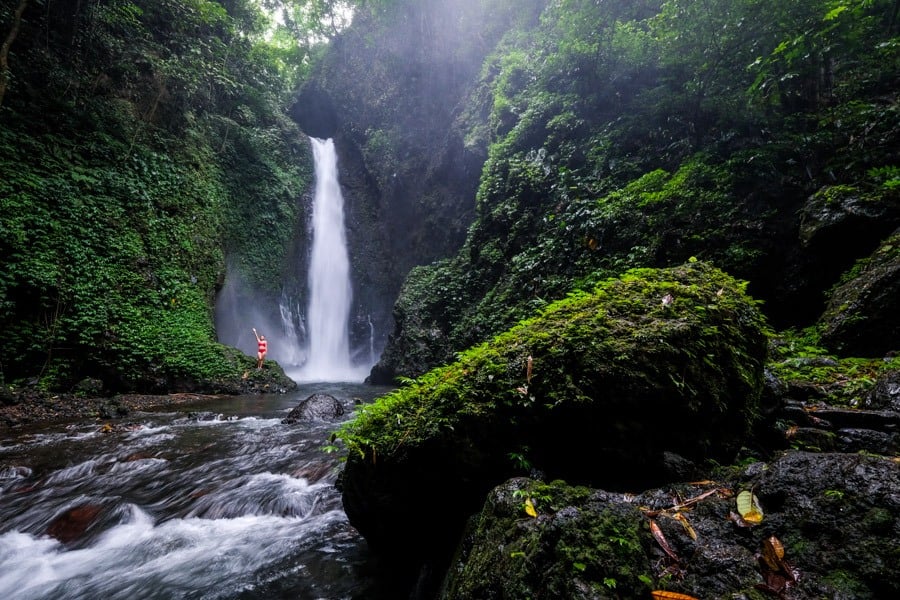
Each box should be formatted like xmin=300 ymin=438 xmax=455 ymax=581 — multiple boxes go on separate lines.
xmin=0 ymin=383 xmax=393 ymax=600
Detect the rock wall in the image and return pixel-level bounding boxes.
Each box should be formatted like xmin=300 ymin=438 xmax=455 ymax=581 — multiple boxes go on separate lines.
xmin=289 ymin=0 xmax=547 ymax=367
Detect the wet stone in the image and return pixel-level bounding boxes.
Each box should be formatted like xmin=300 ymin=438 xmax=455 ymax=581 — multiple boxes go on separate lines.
xmin=836 ymin=428 xmax=899 ymax=455
xmin=282 ymin=393 xmax=344 ymax=424
xmin=46 ymin=504 xmax=104 ymax=544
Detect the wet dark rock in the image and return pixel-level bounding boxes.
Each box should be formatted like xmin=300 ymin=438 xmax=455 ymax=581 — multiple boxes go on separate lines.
xmin=788 ymin=427 xmax=838 ymax=451
xmin=46 ymin=504 xmax=105 ymax=544
xmin=770 ymin=394 xmax=899 ymax=455
xmin=819 ymin=229 xmax=900 ymax=357
xmin=291 ymin=462 xmax=334 ymax=483
xmin=813 ymin=407 xmax=898 ymax=430
xmin=798 ymin=190 xmax=898 ymax=250
xmin=760 ymin=368 xmax=787 ymax=415
xmin=864 ymin=368 xmax=900 ymax=412
xmin=835 ymin=428 xmax=898 ymax=455
xmin=659 ymin=451 xmax=702 ymax=482
xmin=443 ymin=452 xmax=899 ymax=600
xmin=282 ymin=393 xmax=345 ymax=424
xmin=184 ymin=412 xmax=224 ymax=422
xmin=779 ymin=399 xmax=815 ymax=424
xmin=290 ymin=84 xmax=339 ymax=139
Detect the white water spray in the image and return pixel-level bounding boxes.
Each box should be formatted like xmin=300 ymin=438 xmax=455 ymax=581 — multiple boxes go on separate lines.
xmin=294 ymin=137 xmax=365 ymax=382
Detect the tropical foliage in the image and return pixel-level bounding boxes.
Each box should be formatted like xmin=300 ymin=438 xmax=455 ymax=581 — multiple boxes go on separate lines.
xmin=0 ymin=0 xmax=374 ymax=390
xmin=378 ymin=0 xmax=899 ymax=379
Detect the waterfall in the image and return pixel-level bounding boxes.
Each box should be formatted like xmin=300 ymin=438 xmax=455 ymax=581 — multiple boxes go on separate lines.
xmin=294 ymin=137 xmax=364 ymax=382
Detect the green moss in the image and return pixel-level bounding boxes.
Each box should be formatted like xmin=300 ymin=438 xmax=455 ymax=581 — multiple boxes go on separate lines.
xmin=447 ymin=479 xmax=653 ymax=599
xmin=862 ymin=507 xmax=894 ymax=533
xmin=339 ymin=261 xmax=769 ymax=464
xmin=769 ymin=328 xmax=900 ymax=407
xmin=823 ymin=569 xmax=872 ymax=598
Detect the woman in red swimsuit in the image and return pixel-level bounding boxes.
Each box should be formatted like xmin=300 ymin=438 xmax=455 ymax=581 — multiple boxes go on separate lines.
xmin=252 ymin=328 xmax=267 ymax=369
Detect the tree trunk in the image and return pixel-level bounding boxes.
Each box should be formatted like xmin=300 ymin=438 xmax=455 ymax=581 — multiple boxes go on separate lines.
xmin=0 ymin=0 xmax=30 ymax=108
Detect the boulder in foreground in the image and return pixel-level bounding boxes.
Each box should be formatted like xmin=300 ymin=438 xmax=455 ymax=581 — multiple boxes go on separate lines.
xmin=444 ymin=451 xmax=899 ymax=599
xmin=338 ymin=261 xmax=770 ymax=575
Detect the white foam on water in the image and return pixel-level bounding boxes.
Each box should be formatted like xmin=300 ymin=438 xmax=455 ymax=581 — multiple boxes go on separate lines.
xmin=0 ymin=503 xmax=347 ymax=600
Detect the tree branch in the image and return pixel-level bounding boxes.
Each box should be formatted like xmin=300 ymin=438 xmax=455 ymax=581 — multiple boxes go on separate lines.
xmin=0 ymin=0 xmax=30 ymax=108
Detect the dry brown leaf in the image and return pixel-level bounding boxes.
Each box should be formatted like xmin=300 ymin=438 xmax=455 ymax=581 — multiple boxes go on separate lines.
xmin=649 ymin=519 xmax=680 ymax=562
xmin=761 ymin=536 xmax=786 ymax=572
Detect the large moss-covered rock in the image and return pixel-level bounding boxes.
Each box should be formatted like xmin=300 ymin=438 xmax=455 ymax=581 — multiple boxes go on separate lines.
xmin=443 ymin=479 xmax=653 ymax=600
xmin=338 ymin=261 xmax=769 ymax=582
xmin=444 ymin=451 xmax=899 ymax=599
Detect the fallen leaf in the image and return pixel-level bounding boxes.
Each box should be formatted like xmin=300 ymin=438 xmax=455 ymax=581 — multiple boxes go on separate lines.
xmin=736 ymin=490 xmax=764 ymax=524
xmin=673 ymin=512 xmax=697 ymax=540
xmin=651 ymin=591 xmax=700 ymax=600
xmin=673 ymin=487 xmax=723 ymax=510
xmin=649 ymin=519 xmax=680 ymax=562
xmin=728 ymin=511 xmax=756 ymax=528
xmin=760 ymin=535 xmax=785 ymax=572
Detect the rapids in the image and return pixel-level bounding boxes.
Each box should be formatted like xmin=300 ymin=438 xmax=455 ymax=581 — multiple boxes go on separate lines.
xmin=0 ymin=384 xmax=392 ymax=600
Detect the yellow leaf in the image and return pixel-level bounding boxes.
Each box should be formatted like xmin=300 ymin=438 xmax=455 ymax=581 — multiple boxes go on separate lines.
xmin=736 ymin=490 xmax=764 ymax=524
xmin=524 ymin=498 xmax=537 ymax=518
xmin=673 ymin=512 xmax=697 ymax=540
xmin=651 ymin=591 xmax=700 ymax=600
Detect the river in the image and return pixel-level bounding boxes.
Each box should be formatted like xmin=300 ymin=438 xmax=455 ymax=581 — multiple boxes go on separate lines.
xmin=0 ymin=383 xmax=394 ymax=600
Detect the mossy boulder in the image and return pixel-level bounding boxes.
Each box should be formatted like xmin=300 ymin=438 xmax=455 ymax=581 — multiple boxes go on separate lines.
xmin=444 ymin=451 xmax=899 ymax=600
xmin=337 ymin=261 xmax=769 ymax=579
xmin=442 ymin=479 xmax=654 ymax=600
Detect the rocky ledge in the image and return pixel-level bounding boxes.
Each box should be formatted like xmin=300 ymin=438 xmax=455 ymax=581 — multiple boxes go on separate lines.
xmin=0 ymin=367 xmax=296 ymax=430
xmin=446 ymin=451 xmax=899 ymax=599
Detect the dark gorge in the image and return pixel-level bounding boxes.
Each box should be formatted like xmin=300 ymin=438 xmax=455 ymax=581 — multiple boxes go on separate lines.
xmin=1 ymin=0 xmax=898 ymax=598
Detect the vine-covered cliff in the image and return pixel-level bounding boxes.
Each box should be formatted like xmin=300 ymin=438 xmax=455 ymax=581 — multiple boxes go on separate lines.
xmin=0 ymin=0 xmax=312 ymax=392
xmin=347 ymin=0 xmax=900 ymax=382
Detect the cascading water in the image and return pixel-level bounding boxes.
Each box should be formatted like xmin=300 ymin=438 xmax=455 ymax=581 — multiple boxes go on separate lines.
xmin=293 ymin=137 xmax=366 ymax=382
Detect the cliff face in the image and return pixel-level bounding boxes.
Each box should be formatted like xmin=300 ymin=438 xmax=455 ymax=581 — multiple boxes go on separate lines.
xmin=289 ymin=0 xmax=547 ymax=360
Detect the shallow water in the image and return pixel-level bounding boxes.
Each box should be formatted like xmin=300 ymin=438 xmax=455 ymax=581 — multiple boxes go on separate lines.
xmin=0 ymin=383 xmax=394 ymax=600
